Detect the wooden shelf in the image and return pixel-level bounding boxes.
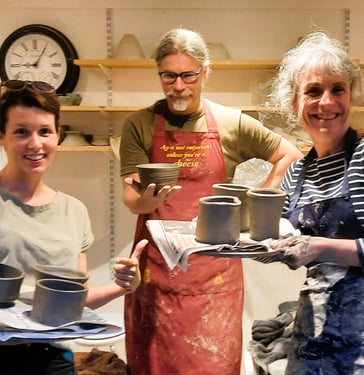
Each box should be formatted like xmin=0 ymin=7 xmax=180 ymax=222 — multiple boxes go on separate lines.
xmin=60 ymin=105 xmax=364 ymax=113
xmin=73 ymin=59 xmax=281 ymax=70
xmin=74 ymin=58 xmax=364 ymax=70
xmin=60 ymin=105 xmax=142 ymax=112
xmin=57 ymin=145 xmax=111 ymax=152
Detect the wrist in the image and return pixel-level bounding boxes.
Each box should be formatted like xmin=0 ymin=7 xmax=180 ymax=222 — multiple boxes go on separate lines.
xmin=356 ymin=238 xmax=364 ymax=269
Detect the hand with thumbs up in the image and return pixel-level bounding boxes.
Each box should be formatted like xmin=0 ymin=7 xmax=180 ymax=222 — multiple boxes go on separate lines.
xmin=114 ymin=239 xmax=148 ymax=293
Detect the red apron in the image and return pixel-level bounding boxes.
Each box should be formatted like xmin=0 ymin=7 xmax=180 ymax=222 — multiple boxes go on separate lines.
xmin=125 ymin=99 xmax=243 ymax=375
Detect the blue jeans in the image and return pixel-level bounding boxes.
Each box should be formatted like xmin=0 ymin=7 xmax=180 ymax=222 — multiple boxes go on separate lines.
xmin=0 ymin=343 xmax=75 ymax=374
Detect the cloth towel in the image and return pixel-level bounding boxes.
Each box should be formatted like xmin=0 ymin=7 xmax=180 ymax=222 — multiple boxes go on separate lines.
xmin=74 ymin=348 xmax=128 ymax=375
xmin=248 ymin=311 xmax=295 ymax=373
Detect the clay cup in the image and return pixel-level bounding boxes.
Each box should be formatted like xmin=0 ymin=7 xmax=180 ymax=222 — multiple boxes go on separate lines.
xmin=247 ymin=187 xmax=287 ymax=241
xmin=31 ymin=278 xmax=88 ymax=326
xmin=33 ymin=264 xmax=89 ymax=284
xmin=212 ymin=183 xmax=250 ymax=232
xmin=195 ymin=195 xmax=241 ymax=244
xmin=0 ymin=263 xmax=25 ymax=306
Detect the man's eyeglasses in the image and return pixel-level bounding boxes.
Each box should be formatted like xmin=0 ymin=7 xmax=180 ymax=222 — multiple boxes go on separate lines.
xmin=1 ymin=80 xmax=55 ymax=94
xmin=158 ymin=70 xmax=201 ymax=84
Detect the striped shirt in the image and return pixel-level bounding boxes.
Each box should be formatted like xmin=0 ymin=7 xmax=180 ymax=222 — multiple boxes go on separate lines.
xmin=281 ymin=134 xmax=364 ymax=227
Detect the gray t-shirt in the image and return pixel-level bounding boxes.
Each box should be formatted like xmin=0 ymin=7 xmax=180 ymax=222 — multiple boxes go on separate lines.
xmin=0 ymin=190 xmax=94 ymax=282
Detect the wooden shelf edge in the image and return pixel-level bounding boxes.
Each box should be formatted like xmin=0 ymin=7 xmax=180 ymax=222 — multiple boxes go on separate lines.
xmin=73 ymin=59 xmax=156 ymax=68
xmin=60 ymin=105 xmax=142 ymax=112
xmin=57 ymin=145 xmax=111 ymax=152
xmin=60 ymin=105 xmax=364 ymax=113
xmin=73 ymin=59 xmax=281 ymax=69
xmin=60 ymin=105 xmax=278 ymax=112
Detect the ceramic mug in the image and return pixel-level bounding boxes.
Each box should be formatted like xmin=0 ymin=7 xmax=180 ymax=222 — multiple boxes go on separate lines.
xmin=247 ymin=187 xmax=287 ymax=241
xmin=195 ymin=195 xmax=241 ymax=244
xmin=0 ymin=263 xmax=24 ymax=305
xmin=212 ymin=183 xmax=250 ymax=232
xmin=31 ymin=278 xmax=88 ymax=326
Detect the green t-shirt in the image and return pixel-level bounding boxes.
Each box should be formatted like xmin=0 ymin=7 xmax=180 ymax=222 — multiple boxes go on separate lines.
xmin=120 ymin=99 xmax=281 ymax=180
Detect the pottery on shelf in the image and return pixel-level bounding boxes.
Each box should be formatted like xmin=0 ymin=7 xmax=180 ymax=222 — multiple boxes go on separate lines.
xmin=212 ymin=183 xmax=250 ymax=232
xmin=114 ymin=33 xmax=145 ymax=59
xmin=57 ymin=95 xmax=73 ymax=106
xmin=247 ymin=187 xmax=287 ymax=241
xmin=207 ymin=42 xmax=231 ymax=60
xmin=60 ymin=131 xmax=89 ymax=147
xmin=91 ymin=135 xmax=110 ymax=146
xmin=195 ymin=195 xmax=241 ymax=245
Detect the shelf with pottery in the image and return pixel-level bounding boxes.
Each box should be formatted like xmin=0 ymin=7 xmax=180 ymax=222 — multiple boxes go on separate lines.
xmin=60 ymin=105 xmax=364 ymax=113
xmin=57 ymin=145 xmax=111 ymax=152
xmin=73 ymin=59 xmax=281 ymax=70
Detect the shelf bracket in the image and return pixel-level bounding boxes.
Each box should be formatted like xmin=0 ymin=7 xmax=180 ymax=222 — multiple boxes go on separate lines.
xmin=97 ymin=63 xmax=112 ymax=79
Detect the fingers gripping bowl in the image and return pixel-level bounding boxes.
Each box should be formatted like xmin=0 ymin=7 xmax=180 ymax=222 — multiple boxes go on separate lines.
xmin=137 ymin=163 xmax=181 ymax=193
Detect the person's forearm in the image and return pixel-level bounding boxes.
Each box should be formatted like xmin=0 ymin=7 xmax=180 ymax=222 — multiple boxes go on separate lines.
xmin=121 ymin=174 xmax=158 ymax=214
xmin=85 ymin=284 xmax=126 ymax=310
xmin=124 ymin=193 xmax=159 ymax=214
xmin=315 ymin=237 xmax=360 ymax=267
xmin=264 ymin=139 xmax=303 ymax=188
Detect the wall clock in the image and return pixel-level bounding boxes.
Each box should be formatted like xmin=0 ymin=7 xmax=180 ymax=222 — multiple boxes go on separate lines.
xmin=0 ymin=24 xmax=80 ymax=94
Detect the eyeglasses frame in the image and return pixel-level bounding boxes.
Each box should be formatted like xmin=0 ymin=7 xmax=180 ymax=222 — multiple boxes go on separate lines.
xmin=158 ymin=70 xmax=202 ymax=84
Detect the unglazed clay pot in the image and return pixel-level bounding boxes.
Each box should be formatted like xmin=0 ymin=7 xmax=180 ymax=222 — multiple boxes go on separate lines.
xmin=137 ymin=163 xmax=180 ymax=193
xmin=33 ymin=264 xmax=89 ymax=284
xmin=31 ymin=278 xmax=88 ymax=326
xmin=114 ymin=33 xmax=145 ymax=59
xmin=0 ymin=263 xmax=24 ymax=306
xmin=212 ymin=183 xmax=250 ymax=232
xmin=60 ymin=131 xmax=89 ymax=147
xmin=207 ymin=42 xmax=231 ymax=59
xmin=247 ymin=187 xmax=287 ymax=241
xmin=195 ymin=195 xmax=241 ymax=244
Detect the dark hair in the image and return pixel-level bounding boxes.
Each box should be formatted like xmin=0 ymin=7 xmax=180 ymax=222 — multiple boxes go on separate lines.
xmin=0 ymin=89 xmax=60 ymax=133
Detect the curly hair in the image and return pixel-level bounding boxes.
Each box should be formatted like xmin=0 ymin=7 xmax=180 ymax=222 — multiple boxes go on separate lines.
xmin=270 ymin=31 xmax=362 ymax=125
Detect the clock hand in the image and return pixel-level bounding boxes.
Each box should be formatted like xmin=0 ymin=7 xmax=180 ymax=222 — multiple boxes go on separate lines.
xmin=32 ymin=43 xmax=48 ymax=67
xmin=10 ymin=63 xmax=35 ymax=68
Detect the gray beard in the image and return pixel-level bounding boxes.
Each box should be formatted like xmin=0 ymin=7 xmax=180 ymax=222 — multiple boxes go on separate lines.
xmin=171 ymin=99 xmax=188 ymax=112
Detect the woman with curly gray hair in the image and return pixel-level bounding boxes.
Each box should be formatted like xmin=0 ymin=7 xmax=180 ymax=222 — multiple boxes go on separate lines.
xmin=269 ymin=32 xmax=364 ymax=374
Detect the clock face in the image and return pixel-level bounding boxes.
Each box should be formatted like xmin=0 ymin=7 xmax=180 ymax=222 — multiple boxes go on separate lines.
xmin=4 ymin=34 xmax=68 ymax=89
xmin=0 ymin=25 xmax=80 ymax=94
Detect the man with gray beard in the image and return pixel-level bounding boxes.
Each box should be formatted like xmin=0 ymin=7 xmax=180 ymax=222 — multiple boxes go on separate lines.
xmin=119 ymin=28 xmax=302 ymax=375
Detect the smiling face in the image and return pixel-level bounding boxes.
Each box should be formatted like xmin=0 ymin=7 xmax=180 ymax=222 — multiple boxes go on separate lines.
xmin=0 ymin=105 xmax=59 ymax=178
xmin=159 ymin=53 xmax=207 ymax=115
xmin=294 ymin=69 xmax=352 ymax=152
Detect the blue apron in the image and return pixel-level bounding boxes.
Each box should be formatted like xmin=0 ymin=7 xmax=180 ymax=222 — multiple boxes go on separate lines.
xmin=283 ymin=128 xmax=364 ymax=375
